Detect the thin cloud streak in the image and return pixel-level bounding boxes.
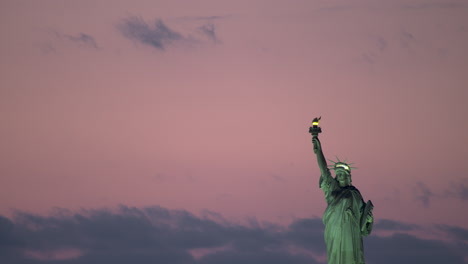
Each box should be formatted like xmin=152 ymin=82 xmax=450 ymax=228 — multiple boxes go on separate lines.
xmin=54 ymin=31 xmax=99 ymax=49
xmin=402 ymin=2 xmax=468 ymax=10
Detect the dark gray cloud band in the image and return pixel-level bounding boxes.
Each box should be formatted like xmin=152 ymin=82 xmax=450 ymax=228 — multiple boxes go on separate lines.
xmin=0 ymin=206 xmax=466 ymax=264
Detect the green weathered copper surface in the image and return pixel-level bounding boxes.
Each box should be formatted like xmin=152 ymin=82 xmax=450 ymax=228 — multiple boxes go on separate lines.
xmin=312 ymin=136 xmax=374 ymax=264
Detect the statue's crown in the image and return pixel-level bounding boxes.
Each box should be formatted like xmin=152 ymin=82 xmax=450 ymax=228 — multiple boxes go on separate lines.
xmin=328 ymin=157 xmax=356 ymax=174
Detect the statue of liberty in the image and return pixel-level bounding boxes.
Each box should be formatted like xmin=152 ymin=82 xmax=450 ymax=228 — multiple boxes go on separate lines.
xmin=310 ymin=118 xmax=374 ymax=264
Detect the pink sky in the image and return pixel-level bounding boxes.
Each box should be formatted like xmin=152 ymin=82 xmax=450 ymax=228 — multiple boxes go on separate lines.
xmin=1 ymin=0 xmax=467 ymax=231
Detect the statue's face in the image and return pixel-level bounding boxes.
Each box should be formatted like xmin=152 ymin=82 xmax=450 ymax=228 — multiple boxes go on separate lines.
xmin=336 ymin=172 xmax=351 ymax=187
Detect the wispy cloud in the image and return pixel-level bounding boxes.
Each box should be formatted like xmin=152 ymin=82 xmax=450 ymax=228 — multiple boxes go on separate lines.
xmin=117 ymin=16 xmax=189 ymax=50
xmin=413 ymin=182 xmax=435 ymax=207
xmin=375 ymin=219 xmax=418 ymax=231
xmin=0 ymin=206 xmax=466 ymax=264
xmin=358 ymin=35 xmax=388 ymax=65
xmin=117 ymin=16 xmax=223 ymax=50
xmin=409 ymin=179 xmax=468 ymax=207
xmin=402 ymin=2 xmax=468 ymax=10
xmin=181 ymin=15 xmax=229 ymax=21
xmin=199 ymin=23 xmax=219 ymax=43
xmin=270 ymin=173 xmax=287 ymax=183
xmin=374 ymin=35 xmax=388 ymax=52
xmin=400 ymin=30 xmax=415 ymax=49
xmin=38 ymin=43 xmax=57 ymax=54
xmin=316 ymin=5 xmax=356 ymax=13
xmin=360 ymin=52 xmax=378 ymax=64
xmin=54 ymin=31 xmax=99 ymax=49
xmin=455 ymin=183 xmax=468 ymax=200
xmin=444 ymin=178 xmax=468 ymax=201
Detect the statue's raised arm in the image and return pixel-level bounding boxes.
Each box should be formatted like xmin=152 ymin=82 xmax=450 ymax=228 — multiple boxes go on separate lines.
xmin=312 ymin=137 xmax=328 ymax=175
xmin=312 ymin=137 xmax=336 ymax=192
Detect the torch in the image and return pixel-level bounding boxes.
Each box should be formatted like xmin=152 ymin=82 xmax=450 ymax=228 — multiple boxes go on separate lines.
xmin=309 ymin=117 xmax=322 ymax=137
xmin=309 ymin=117 xmax=322 ymax=152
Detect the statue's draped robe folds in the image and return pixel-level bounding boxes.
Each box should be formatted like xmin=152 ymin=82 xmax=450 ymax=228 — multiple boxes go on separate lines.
xmin=320 ymin=169 xmax=373 ymax=264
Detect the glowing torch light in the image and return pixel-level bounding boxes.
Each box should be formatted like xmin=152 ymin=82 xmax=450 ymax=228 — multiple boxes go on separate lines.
xmin=309 ymin=117 xmax=322 ymax=137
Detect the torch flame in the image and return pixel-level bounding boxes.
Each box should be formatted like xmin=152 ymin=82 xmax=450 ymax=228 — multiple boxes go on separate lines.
xmin=312 ymin=117 xmax=321 ymax=126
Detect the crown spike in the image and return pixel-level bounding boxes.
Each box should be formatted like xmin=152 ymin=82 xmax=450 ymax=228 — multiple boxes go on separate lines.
xmin=335 ymin=156 xmax=341 ymax=163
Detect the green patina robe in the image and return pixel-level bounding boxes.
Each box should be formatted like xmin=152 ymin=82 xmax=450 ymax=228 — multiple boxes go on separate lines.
xmin=320 ymin=169 xmax=373 ymax=264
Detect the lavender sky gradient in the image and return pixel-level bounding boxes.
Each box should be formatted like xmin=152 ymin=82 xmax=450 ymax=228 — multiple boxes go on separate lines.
xmin=1 ymin=0 xmax=468 ymax=260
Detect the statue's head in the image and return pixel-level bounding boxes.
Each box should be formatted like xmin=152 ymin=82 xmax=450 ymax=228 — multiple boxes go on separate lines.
xmin=328 ymin=158 xmax=355 ymax=187
xmin=335 ymin=168 xmax=352 ymax=187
